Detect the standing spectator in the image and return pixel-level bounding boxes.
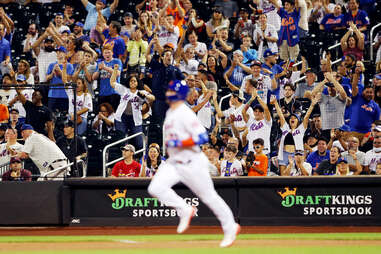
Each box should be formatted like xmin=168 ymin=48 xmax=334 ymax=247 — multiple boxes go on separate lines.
xmin=214 ymin=0 xmax=238 ymax=18
xmin=363 ymin=136 xmax=381 ymax=174
xmin=184 ymin=31 xmax=207 ymax=62
xmin=121 ymin=12 xmax=136 ymax=36
xmin=7 ymin=74 xmax=33 ymax=124
xmin=206 ymin=6 xmax=230 ymax=39
xmin=1 ymin=157 xmax=31 ymax=181
xmin=297 ymin=0 xmax=309 ymax=39
xmin=253 ymin=14 xmax=279 ymax=62
xmin=319 ymin=4 xmax=345 ymax=33
xmin=111 ymin=144 xmax=141 ymax=177
xmin=137 ymin=11 xmax=153 ymax=40
xmin=270 ymin=0 xmax=301 ymax=61
xmin=285 ymin=150 xmax=312 ymax=176
xmin=53 ymin=13 xmax=70 ymax=34
xmin=295 ymin=68 xmax=317 ymax=98
xmin=16 ymin=89 xmax=55 ymax=142
xmin=341 ymin=136 xmax=364 ymax=175
xmin=63 ymin=3 xmax=76 ymax=27
xmin=56 ymin=121 xmax=88 ymax=176
xmin=246 ymin=138 xmax=268 ymax=176
xmin=213 ymin=27 xmax=233 ymax=57
xmin=81 ymin=0 xmax=119 ymax=31
xmin=220 ymin=145 xmax=243 ymax=177
xmin=271 ymin=95 xmax=317 ymax=175
xmin=22 ymin=23 xmax=39 ymax=61
xmin=126 ymin=28 xmax=148 ymax=75
xmin=255 ymin=0 xmax=282 ymax=31
xmin=315 ymin=146 xmax=341 ymax=175
xmin=92 ymin=102 xmax=115 ymax=136
xmin=72 ymin=49 xmax=97 ymax=98
xmin=311 ymin=72 xmax=347 ymax=133
xmin=46 ymin=46 xmax=74 ymax=112
xmin=110 ymin=66 xmax=155 ymax=150
xmin=8 ymin=108 xmax=22 ymax=139
xmin=224 ymin=50 xmax=251 ymax=91
xmin=98 ymin=18 xmax=126 ymax=60
xmin=343 ymin=0 xmax=369 ymax=32
xmin=350 ymin=83 xmax=380 ymax=141
xmin=240 ymin=36 xmax=258 ymax=64
xmin=306 ymin=136 xmax=330 ymax=172
xmin=160 ymin=0 xmax=185 ymax=36
xmin=148 ymin=49 xmax=184 ymax=145
xmin=0 ymin=23 xmax=11 ymax=76
xmin=156 ymin=15 xmax=180 ymax=50
xmin=279 ymin=83 xmax=302 ymax=118
xmin=234 ymin=8 xmax=253 ymax=42
xmin=340 ymin=22 xmax=365 ymax=61
xmin=92 ymin=45 xmax=123 ymax=111
xmin=73 ymin=22 xmax=90 ymax=42
xmin=242 ymin=89 xmax=272 ymax=155
xmin=31 ymin=32 xmax=57 ymax=83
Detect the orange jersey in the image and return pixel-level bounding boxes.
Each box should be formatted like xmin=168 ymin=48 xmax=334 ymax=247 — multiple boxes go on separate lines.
xmin=248 ymin=154 xmax=268 ymax=176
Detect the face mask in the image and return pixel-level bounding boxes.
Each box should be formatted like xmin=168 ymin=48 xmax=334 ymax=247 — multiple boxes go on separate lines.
xmin=374 ymin=147 xmax=381 ymax=153
xmin=45 ymin=46 xmax=55 ymax=52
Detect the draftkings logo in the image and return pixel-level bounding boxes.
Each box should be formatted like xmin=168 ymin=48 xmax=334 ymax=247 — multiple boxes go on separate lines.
xmin=277 ymin=187 xmax=373 ymax=216
xmin=107 ymin=189 xmax=199 ymax=217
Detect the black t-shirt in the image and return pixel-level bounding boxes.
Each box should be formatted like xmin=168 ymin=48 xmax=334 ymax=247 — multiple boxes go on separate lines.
xmin=24 ymin=101 xmax=53 ymax=136
xmin=315 ymin=159 xmax=337 ymax=175
xmin=56 ymin=135 xmax=87 ymax=162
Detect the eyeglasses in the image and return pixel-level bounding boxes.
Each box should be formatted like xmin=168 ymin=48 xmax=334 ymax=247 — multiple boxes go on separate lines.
xmin=254 ymin=146 xmax=261 ymax=149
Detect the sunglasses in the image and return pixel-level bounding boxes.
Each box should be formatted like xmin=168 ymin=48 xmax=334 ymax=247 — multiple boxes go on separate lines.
xmin=254 ymin=146 xmax=261 ymax=149
xmin=214 ymin=10 xmax=222 ymax=14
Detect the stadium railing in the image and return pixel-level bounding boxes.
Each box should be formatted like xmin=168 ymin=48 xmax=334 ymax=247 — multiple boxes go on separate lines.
xmin=102 ymin=132 xmax=146 ymax=177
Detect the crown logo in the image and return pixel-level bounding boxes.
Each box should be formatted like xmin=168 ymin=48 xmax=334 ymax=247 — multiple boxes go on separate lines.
xmin=108 ymin=189 xmax=127 ymax=201
xmin=277 ymin=187 xmax=297 ymax=199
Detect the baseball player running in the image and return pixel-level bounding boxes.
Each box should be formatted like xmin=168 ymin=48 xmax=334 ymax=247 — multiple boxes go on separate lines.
xmin=148 ymin=80 xmax=240 ymax=248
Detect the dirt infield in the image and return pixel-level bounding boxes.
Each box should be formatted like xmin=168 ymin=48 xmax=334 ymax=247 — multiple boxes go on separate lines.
xmin=1 ymin=226 xmax=381 ymax=236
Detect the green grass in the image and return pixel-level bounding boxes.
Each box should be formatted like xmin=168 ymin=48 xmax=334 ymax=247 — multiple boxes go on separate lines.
xmin=0 ymin=233 xmax=381 ymax=254
xmin=1 ymin=233 xmax=381 ymax=243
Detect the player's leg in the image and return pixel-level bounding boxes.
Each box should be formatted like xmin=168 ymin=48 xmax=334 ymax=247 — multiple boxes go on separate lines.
xmin=178 ymin=154 xmax=237 ymax=233
xmin=147 ymin=161 xmax=195 ymax=233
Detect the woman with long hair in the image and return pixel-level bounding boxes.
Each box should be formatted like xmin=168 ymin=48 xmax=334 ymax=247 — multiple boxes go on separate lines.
xmin=14 ymin=59 xmax=34 ymax=84
xmin=92 ymin=102 xmax=115 ymax=136
xmin=141 ymin=143 xmax=163 ymax=177
xmin=138 ymin=11 xmax=153 ymax=39
xmin=271 ymin=95 xmax=318 ymax=176
xmin=110 ymin=66 xmax=155 ymax=150
xmin=340 ymin=21 xmax=364 ymax=61
xmin=206 ymin=7 xmax=230 ymax=38
xmin=207 ymin=54 xmax=227 ymax=89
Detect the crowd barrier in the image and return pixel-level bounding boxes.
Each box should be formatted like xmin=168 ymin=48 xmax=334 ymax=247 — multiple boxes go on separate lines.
xmin=1 ymin=177 xmax=381 ymax=226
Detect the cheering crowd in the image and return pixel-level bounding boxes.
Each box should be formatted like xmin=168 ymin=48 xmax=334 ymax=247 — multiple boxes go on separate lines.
xmin=0 ymin=0 xmax=380 ymax=180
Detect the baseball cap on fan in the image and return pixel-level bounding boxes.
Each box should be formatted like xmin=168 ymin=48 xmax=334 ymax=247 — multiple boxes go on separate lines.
xmin=121 ymin=144 xmax=135 ymax=153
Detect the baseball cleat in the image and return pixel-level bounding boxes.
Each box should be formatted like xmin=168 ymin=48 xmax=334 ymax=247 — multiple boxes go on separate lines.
xmin=220 ymin=223 xmax=241 ymax=248
xmin=177 ymin=206 xmax=197 ymax=234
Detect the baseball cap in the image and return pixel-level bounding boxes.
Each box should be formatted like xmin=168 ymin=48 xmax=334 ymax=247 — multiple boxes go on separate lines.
xmin=10 ymin=108 xmax=19 ymax=114
xmin=295 ymin=150 xmax=304 ymax=156
xmin=0 ymin=123 xmax=7 ymax=131
xmin=250 ymin=60 xmax=262 ymax=67
xmin=124 ymin=12 xmax=133 ymax=18
xmin=373 ymin=125 xmax=381 ymax=132
xmin=44 ymin=37 xmax=54 ymax=43
xmin=74 ymin=22 xmax=84 ymax=28
xmin=290 ymin=113 xmax=301 ymax=122
xmin=239 ymin=7 xmax=248 ymax=13
xmin=164 ymin=43 xmax=175 ymax=49
xmin=56 ymin=46 xmax=67 ymax=53
xmin=64 ymin=120 xmax=75 ymax=128
xmin=97 ymin=0 xmax=107 ymax=4
xmin=263 ymin=49 xmax=275 ymax=58
xmin=232 ymin=90 xmax=245 ymax=101
xmin=16 ymin=74 xmax=26 ymax=82
xmin=337 ymin=157 xmax=348 ymax=164
xmin=120 ymin=31 xmax=130 ymax=38
xmin=375 ymin=74 xmax=381 ymax=80
xmin=253 ymin=104 xmax=264 ymax=112
xmin=21 ymin=124 xmax=34 ymax=131
xmin=61 ymin=30 xmax=71 ymax=34
xmin=10 ymin=157 xmax=22 ymax=163
xmin=338 ymin=124 xmax=351 ymax=132
xmin=121 ymin=144 xmax=135 ymax=153
xmin=233 ymin=49 xmax=243 ymax=56
xmin=305 ymin=68 xmax=315 ymax=74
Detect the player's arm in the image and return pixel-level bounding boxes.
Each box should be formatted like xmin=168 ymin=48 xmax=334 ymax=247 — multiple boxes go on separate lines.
xmin=166 ymin=132 xmax=209 ymax=148
xmin=46 ymin=121 xmax=55 ymax=143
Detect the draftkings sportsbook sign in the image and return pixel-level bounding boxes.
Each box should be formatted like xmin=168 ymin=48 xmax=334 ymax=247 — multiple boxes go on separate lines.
xmin=277 ymin=187 xmax=373 ymax=216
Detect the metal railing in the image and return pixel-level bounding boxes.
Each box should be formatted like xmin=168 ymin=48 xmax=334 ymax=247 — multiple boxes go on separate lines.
xmin=370 ymin=23 xmax=381 ymax=62
xmin=102 ymin=132 xmax=146 ymax=177
xmin=41 ymin=159 xmax=87 ymax=180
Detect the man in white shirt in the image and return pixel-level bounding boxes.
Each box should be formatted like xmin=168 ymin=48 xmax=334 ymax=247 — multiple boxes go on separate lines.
xmin=0 ymin=127 xmax=23 ymax=166
xmin=184 ymin=31 xmax=207 ymax=61
xmin=157 ymin=15 xmax=180 ymax=50
xmin=16 ymin=124 xmax=68 ymax=180
xmin=31 ymin=35 xmax=57 ymax=83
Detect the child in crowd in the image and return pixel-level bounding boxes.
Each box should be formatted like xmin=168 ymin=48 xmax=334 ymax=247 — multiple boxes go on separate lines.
xmin=246 ymin=138 xmax=268 ymax=176
xmin=220 ymin=145 xmax=243 ymax=177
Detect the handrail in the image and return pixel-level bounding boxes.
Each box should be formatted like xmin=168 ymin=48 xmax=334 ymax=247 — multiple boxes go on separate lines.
xmin=102 ymin=132 xmax=146 ymax=177
xmin=40 ymin=159 xmax=86 ymax=180
xmin=370 ymin=23 xmax=381 ymax=62
xmin=328 ymin=42 xmax=341 ymax=51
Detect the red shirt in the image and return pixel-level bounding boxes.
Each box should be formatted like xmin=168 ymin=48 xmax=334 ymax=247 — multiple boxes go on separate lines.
xmin=111 ymin=160 xmax=141 ymax=177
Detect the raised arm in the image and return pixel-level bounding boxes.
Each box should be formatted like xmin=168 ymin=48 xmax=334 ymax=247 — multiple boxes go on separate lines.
xmin=109 ymin=0 xmax=119 ymax=14
xmin=303 ymin=95 xmax=318 ymax=129
xmin=311 ymin=79 xmax=327 ymax=98
xmin=109 ymin=64 xmax=119 ymax=88
xmin=350 ymin=22 xmax=365 ymax=50
xmin=81 ymin=0 xmax=89 ymax=8
xmin=327 ymin=72 xmax=347 ymax=101
xmin=270 ymin=96 xmax=286 ymax=127
xmin=340 ymin=29 xmax=351 ymax=52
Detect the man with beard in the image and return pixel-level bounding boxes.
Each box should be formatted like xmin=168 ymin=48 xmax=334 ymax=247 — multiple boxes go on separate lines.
xmin=31 ymin=32 xmax=57 ymax=83
xmin=73 ymin=22 xmax=90 ymax=42
xmin=278 ymin=83 xmax=302 ymax=119
xmin=350 ymin=83 xmax=381 ymax=141
xmin=22 ymin=23 xmax=39 ymax=60
xmin=307 ymin=136 xmax=330 ymax=172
